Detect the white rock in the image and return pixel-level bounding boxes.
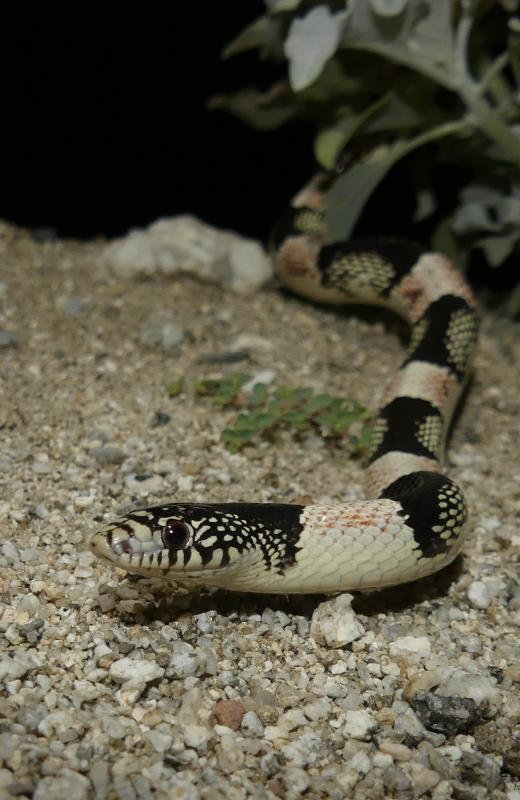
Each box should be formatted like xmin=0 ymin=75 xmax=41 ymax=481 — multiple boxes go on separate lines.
xmin=411 ymin=767 xmax=440 ymax=794
xmin=303 ymin=698 xmax=332 ymax=721
xmin=264 ymin=724 xmax=289 ymax=741
xmin=344 ymin=709 xmax=377 ymax=740
xmin=241 ymin=711 xmax=264 ymax=736
xmin=34 ymin=770 xmax=90 ymax=800
xmin=231 ymin=333 xmax=273 ymax=352
xmin=176 ymin=687 xmax=205 ymax=725
xmin=379 ymin=740 xmax=413 ymax=761
xmin=310 ymin=593 xmax=365 ymax=648
xmin=169 ymin=651 xmax=203 ymax=678
xmin=437 ymin=668 xmax=502 ymax=715
xmin=279 ymin=708 xmax=307 ymax=732
xmin=389 ymin=636 xmax=431 ymax=660
xmin=2 ymin=541 xmax=20 ymax=564
xmin=0 ymin=650 xmax=38 ymax=681
xmin=227 ymin=238 xmax=273 ymax=294
xmin=108 ymin=657 xmax=164 ymax=686
xmin=0 ymin=769 xmax=14 ymax=788
xmin=282 ymin=766 xmax=310 ymax=795
xmin=38 ymin=710 xmax=78 ymax=737
xmin=146 ymin=730 xmax=172 ymax=753
xmin=183 ymin=724 xmax=210 ymax=751
xmin=281 ymin=731 xmax=322 ymax=768
xmin=114 ymin=685 xmax=143 ymax=707
xmin=102 ymin=215 xmax=272 ymax=294
xmin=467 ymin=579 xmax=501 ymax=609
xmin=243 ymin=369 xmax=277 ymax=391
xmin=373 ymin=751 xmax=393 ymax=768
xmin=347 ymin=750 xmax=372 ymax=774
xmin=217 ymin=733 xmax=244 ymax=771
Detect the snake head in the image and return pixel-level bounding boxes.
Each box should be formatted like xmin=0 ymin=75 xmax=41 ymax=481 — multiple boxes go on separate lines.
xmin=88 ymin=502 xmax=304 ymax=587
xmin=89 ymin=505 xmax=219 ymax=581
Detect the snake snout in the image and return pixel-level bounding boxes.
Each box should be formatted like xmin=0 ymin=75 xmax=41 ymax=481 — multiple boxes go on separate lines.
xmin=88 ymin=525 xmax=132 ymax=563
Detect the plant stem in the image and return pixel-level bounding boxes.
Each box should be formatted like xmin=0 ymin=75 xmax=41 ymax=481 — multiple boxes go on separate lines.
xmin=454 ymin=7 xmax=520 ymax=166
xmin=463 ymin=90 xmax=520 ymax=165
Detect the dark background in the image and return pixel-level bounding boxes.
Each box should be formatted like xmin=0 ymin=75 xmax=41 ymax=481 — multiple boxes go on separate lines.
xmin=0 ymin=8 xmax=517 ymax=295
xmin=0 ymin=5 xmax=317 ymax=242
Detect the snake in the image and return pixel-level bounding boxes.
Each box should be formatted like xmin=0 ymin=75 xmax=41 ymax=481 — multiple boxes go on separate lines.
xmin=89 ymin=172 xmax=479 ymax=594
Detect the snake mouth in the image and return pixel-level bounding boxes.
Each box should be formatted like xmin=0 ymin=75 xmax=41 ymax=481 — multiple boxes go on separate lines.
xmin=88 ymin=525 xmax=165 ymax=571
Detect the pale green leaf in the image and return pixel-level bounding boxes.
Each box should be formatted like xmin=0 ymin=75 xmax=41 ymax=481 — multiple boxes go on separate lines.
xmin=432 ymin=216 xmax=469 ymax=271
xmin=497 ymin=195 xmax=520 ymax=225
xmin=325 ymin=118 xmax=467 ymax=242
xmin=207 ymin=86 xmax=298 ymax=131
xmin=478 ymin=232 xmax=520 ymax=266
xmin=451 ymin=202 xmax=500 ymax=235
xmin=265 ymin=0 xmax=300 ymax=11
xmin=223 ymin=16 xmax=281 ymax=60
xmin=341 ymin=0 xmax=456 ymax=88
xmin=285 ymin=6 xmax=347 ymax=91
xmin=324 ymin=140 xmax=412 ymax=242
xmin=369 ymin=0 xmax=408 ymax=18
xmin=314 ymin=95 xmax=389 ymax=169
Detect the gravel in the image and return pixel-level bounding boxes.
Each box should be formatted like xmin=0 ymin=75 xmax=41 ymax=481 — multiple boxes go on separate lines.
xmin=0 ymin=220 xmax=519 ymax=798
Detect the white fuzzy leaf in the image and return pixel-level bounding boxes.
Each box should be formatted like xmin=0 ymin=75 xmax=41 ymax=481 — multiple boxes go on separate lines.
xmin=451 ymin=202 xmax=499 ymax=235
xmin=342 ymin=0 xmax=455 ymax=80
xmin=285 ymin=6 xmax=347 ymax=91
xmin=369 ymin=0 xmax=408 ymax=18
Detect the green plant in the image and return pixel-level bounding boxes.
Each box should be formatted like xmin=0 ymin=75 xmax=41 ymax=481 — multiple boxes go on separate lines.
xmin=191 ymin=371 xmax=371 ymax=452
xmin=165 ymin=377 xmax=184 ymax=398
xmin=211 ymin=0 xmax=520 ymax=306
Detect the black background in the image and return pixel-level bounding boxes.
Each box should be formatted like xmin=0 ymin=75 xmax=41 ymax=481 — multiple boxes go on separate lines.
xmin=0 ymin=7 xmax=517 ymax=294
xmin=1 ymin=5 xmax=317 ymax=241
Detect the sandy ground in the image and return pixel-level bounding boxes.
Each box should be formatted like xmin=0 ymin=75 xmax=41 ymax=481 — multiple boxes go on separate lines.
xmin=0 ymin=221 xmax=519 ymax=799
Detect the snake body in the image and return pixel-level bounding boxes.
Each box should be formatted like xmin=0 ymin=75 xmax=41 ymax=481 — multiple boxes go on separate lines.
xmin=89 ymin=174 xmax=479 ymax=593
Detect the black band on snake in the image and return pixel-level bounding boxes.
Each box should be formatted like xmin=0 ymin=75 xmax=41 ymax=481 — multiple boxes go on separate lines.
xmin=89 ymin=172 xmax=479 ymax=594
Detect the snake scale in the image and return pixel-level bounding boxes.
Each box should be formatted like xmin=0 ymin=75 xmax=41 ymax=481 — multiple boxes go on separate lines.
xmin=89 ymin=172 xmax=479 ymax=594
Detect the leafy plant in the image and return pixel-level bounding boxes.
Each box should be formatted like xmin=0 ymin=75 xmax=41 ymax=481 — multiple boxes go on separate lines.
xmin=190 ymin=371 xmax=371 ymax=452
xmin=212 ymin=0 xmax=520 ymax=305
xmin=165 ymin=377 xmax=184 ymax=398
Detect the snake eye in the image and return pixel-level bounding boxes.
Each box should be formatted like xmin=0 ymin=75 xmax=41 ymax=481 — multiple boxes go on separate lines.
xmin=162 ymin=519 xmax=190 ymax=550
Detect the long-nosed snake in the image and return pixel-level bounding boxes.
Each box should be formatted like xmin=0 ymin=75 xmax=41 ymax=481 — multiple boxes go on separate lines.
xmin=89 ymin=172 xmax=479 ymax=594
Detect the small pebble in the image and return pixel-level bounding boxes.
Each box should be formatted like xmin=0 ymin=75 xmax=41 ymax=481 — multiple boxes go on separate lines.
xmin=379 ymin=740 xmax=413 ymax=761
xmin=146 ymin=729 xmax=173 ymax=753
xmin=108 ymin=657 xmax=164 ymax=685
xmin=0 ymin=331 xmax=18 ymax=348
xmin=344 ymin=709 xmax=377 ymax=740
xmin=389 ymin=635 xmax=431 ymax=660
xmin=410 ymin=692 xmax=484 ymax=735
xmin=93 ymin=446 xmax=127 ymax=465
xmin=310 ymin=593 xmax=365 ymax=647
xmin=183 ymin=724 xmax=211 ymax=751
xmin=33 ymin=769 xmax=90 ymax=800
xmin=213 ymin=699 xmax=246 ymax=731
xmin=467 ymin=580 xmax=497 ymax=609
xmin=241 ymin=710 xmax=264 ymax=736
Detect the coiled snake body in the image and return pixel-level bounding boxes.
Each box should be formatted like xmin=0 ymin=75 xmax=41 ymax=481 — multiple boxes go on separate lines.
xmin=89 ymin=174 xmax=479 ymax=593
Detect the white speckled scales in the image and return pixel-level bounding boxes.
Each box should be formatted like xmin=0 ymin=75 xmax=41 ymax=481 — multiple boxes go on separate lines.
xmin=183 ymin=503 xmax=457 ymax=594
